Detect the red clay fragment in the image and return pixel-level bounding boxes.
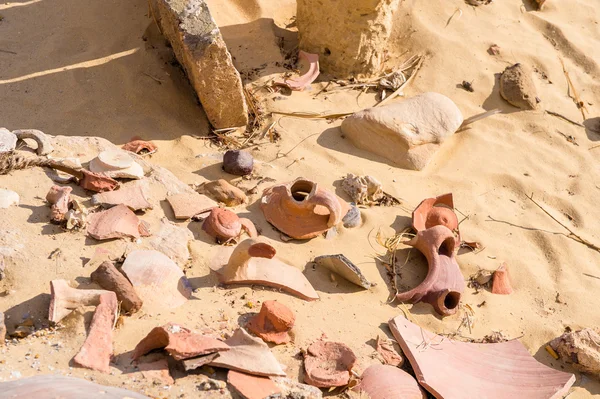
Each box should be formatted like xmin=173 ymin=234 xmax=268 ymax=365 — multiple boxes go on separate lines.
xmin=274 ymin=51 xmax=320 ymax=91
xmin=46 ymin=185 xmax=72 ymax=223
xmin=48 ymin=279 xmax=112 ymax=324
xmin=133 ymin=323 xmax=230 ymax=361
xmin=228 ymin=370 xmax=282 ymax=399
xmin=73 ymin=292 xmax=117 ymax=373
xmin=167 ymin=192 xmax=218 ymax=220
xmin=412 ymin=193 xmax=460 ymax=247
xmin=210 ymin=237 xmax=319 ymax=301
xmin=303 ymin=341 xmax=357 ymax=388
xmin=138 ymin=358 xmax=174 ymax=385
xmin=91 ymin=185 xmax=152 ymax=211
xmin=202 ymin=208 xmax=257 ymax=242
xmin=90 ymin=261 xmax=143 ymax=314
xmin=388 ymin=315 xmax=576 ymax=399
xmin=247 ymin=300 xmax=295 ymax=345
xmin=355 ymin=364 xmax=425 ymax=399
xmin=79 ymin=169 xmax=119 ymax=192
xmin=397 ymin=225 xmax=465 ymax=316
xmin=376 ymin=335 xmax=403 ymax=367
xmin=492 ymin=262 xmax=513 ymax=295
xmin=87 ymin=204 xmax=149 ymax=240
xmin=122 ymin=139 xmax=157 ymax=155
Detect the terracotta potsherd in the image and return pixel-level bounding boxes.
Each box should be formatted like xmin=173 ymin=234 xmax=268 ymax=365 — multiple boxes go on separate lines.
xmin=313 ymin=254 xmax=373 ymax=289
xmin=202 ymin=208 xmax=257 ymax=242
xmin=167 ymin=192 xmax=218 ymax=220
xmin=261 ymin=178 xmax=350 ymax=240
xmin=274 ymin=51 xmax=320 ymax=91
xmin=228 ymin=370 xmax=282 ymax=399
xmin=87 ymin=204 xmax=150 ymax=240
xmin=376 ymin=335 xmax=403 ymax=367
xmin=46 ymin=185 xmax=72 ymax=223
xmin=122 ymin=139 xmax=157 ymax=155
xmin=91 ymin=185 xmax=152 ymax=211
xmin=181 ymin=352 xmax=221 ymax=371
xmin=73 ymin=292 xmax=118 ymax=373
xmin=303 ymin=341 xmax=357 ymax=388
xmin=138 ymin=357 xmax=174 ymax=385
xmin=208 ymin=328 xmax=286 ymax=377
xmin=79 ymin=169 xmax=120 ymax=192
xmin=90 ymin=261 xmax=143 ymax=314
xmin=388 ymin=315 xmax=576 ymax=398
xmin=89 ymin=150 xmax=144 ymax=179
xmin=397 ymin=225 xmax=465 ymax=316
xmin=133 ymin=322 xmax=230 ymax=361
xmin=355 ymin=364 xmax=425 ymax=399
xmin=247 ymin=300 xmax=295 ymax=345
xmin=48 ymin=279 xmax=113 ymax=324
xmin=492 ymin=262 xmax=513 ymax=295
xmin=210 ymin=237 xmax=319 ymax=301
xmin=412 ymin=193 xmax=460 ymax=246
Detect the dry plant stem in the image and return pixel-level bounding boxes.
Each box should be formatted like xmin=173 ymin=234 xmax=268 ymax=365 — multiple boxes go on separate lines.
xmin=545 ymin=110 xmax=585 ymax=128
xmin=375 ymin=55 xmax=424 ymax=108
xmin=588 ymin=144 xmax=600 ymax=150
xmin=560 ymin=58 xmax=587 ymax=121
xmin=460 ymin=109 xmax=502 ymax=128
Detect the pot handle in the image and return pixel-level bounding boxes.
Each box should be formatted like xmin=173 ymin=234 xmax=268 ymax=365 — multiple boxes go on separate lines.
xmin=310 ymin=189 xmax=343 ymax=227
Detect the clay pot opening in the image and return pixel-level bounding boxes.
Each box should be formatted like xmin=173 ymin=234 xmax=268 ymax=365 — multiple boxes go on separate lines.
xmin=443 ymin=291 xmax=461 ymax=311
xmin=290 ymin=180 xmax=315 ymax=202
xmin=438 ymin=237 xmax=455 ymax=257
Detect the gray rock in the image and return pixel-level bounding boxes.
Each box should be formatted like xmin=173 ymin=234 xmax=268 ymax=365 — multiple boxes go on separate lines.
xmin=342 ymin=203 xmax=361 ymax=228
xmin=314 ymin=254 xmax=374 ymax=289
xmin=0 ymin=128 xmax=17 ymax=153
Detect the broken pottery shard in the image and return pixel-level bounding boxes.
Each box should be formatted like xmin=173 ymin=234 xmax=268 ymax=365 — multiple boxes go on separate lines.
xmin=313 ymin=254 xmax=373 ymax=289
xmin=149 ymin=218 xmax=194 ymax=265
xmin=87 ymin=204 xmax=149 ymax=240
xmin=89 ymin=150 xmax=144 ymax=179
xmin=388 ymin=315 xmax=576 ymax=399
xmin=138 ymin=358 xmax=174 ymax=385
xmin=261 ymin=178 xmax=350 ymax=239
xmin=122 ymin=139 xmax=157 ymax=155
xmin=203 ymin=208 xmax=257 ymax=242
xmin=121 ymin=250 xmax=192 ymax=310
xmin=0 ymin=311 xmax=6 ymax=346
xmin=397 ymin=225 xmax=465 ymax=316
xmin=550 ymin=328 xmax=600 ymax=376
xmin=228 ymin=370 xmax=282 ymax=399
xmin=12 ymin=129 xmax=54 ymax=155
xmin=79 ymin=169 xmax=120 ymax=192
xmin=167 ymin=192 xmax=218 ymax=220
xmin=341 ymin=93 xmax=463 ymax=170
xmin=0 ymin=128 xmax=17 ymax=153
xmin=91 ymin=185 xmax=152 ymax=211
xmin=223 ymin=150 xmax=254 ymax=176
xmin=209 ymin=328 xmax=286 ymax=377
xmin=0 ymin=375 xmax=151 ymax=399
xmin=46 ymin=185 xmax=72 ymax=223
xmin=304 ymin=341 xmax=357 ymax=388
xmin=356 ymin=364 xmax=425 ymax=399
xmin=48 ymin=279 xmax=113 ymax=324
xmin=500 ymin=63 xmax=539 ymax=110
xmin=210 ymin=237 xmax=319 ymax=301
xmin=275 ymin=51 xmax=320 ymax=91
xmin=492 ymin=262 xmax=513 ymax=295
xmin=182 ymin=352 xmax=220 ymax=371
xmin=341 ymin=173 xmax=384 ymax=205
xmin=376 ymin=335 xmax=403 ymax=367
xmin=196 ymin=178 xmax=248 ymax=207
xmin=247 ymin=300 xmax=295 ymax=345
xmin=149 ymin=0 xmax=248 ymax=128
xmin=90 ymin=261 xmax=143 ymax=314
xmin=0 ymin=189 xmax=19 ymax=209
xmin=133 ymin=322 xmax=230 ymax=361
xmin=73 ymin=292 xmax=118 ymax=373
xmin=296 ymin=0 xmax=400 ymax=78
xmin=412 ymin=193 xmax=460 ymax=248
xmin=271 ymin=377 xmax=323 ymax=399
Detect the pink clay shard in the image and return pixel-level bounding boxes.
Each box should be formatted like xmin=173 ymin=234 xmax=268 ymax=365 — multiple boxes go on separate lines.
xmin=228 ymin=370 xmax=282 ymax=399
xmin=412 ymin=193 xmax=460 ymax=247
xmin=133 ymin=323 xmax=229 ymax=361
xmin=275 ymin=51 xmax=320 ymax=91
xmin=167 ymin=192 xmax=218 ymax=220
xmin=303 ymin=341 xmax=357 ymax=388
xmin=79 ymin=169 xmax=120 ymax=192
xmin=388 ymin=315 xmax=576 ymax=399
xmin=91 ymin=185 xmax=152 ymax=211
xmin=202 ymin=208 xmax=256 ymax=242
xmin=121 ymin=250 xmax=192 ymax=310
xmin=210 ymin=237 xmax=319 ymax=301
xmin=122 ymin=138 xmax=157 ymax=155
xmin=87 ymin=204 xmax=149 ymax=240
xmin=397 ymin=225 xmax=465 ymax=316
xmin=138 ymin=358 xmax=174 ymax=385
xmin=48 ymin=279 xmax=113 ymax=324
xmin=376 ymin=335 xmax=403 ymax=367
xmin=209 ymin=328 xmax=286 ymax=377
xmin=492 ymin=262 xmax=513 ymax=295
xmin=73 ymin=292 xmax=118 ymax=373
xmin=356 ymin=364 xmax=425 ymax=399
xmin=46 ymin=185 xmax=72 ymax=223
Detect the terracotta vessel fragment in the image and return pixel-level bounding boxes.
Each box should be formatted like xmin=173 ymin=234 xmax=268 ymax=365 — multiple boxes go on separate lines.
xmin=181 ymin=352 xmax=220 ymax=371
xmin=122 ymin=138 xmax=157 ymax=155
xmin=313 ymin=254 xmax=373 ymax=289
xmin=275 ymin=51 xmax=320 ymax=91
xmin=228 ymin=370 xmax=282 ymax=399
xmin=355 ymin=364 xmax=425 ymax=399
xmin=388 ymin=315 xmax=576 ymax=399
xmin=202 ymin=208 xmax=257 ymax=242
xmin=48 ymin=279 xmax=112 ymax=324
xmin=73 ymin=292 xmax=117 ymax=373
xmin=397 ymin=225 xmax=465 ymax=316
xmin=13 ymin=129 xmax=54 ymax=155
xmin=133 ymin=322 xmax=230 ymax=361
xmin=208 ymin=328 xmax=286 ymax=377
xmin=303 ymin=341 xmax=357 ymax=388
xmin=91 ymin=185 xmax=152 ymax=211
xmin=87 ymin=204 xmax=150 ymax=240
xmin=46 ymin=185 xmax=72 ymax=223
xmin=167 ymin=192 xmax=218 ymax=220
xmin=492 ymin=262 xmax=513 ymax=295
xmin=412 ymin=193 xmax=460 ymax=247
xmin=79 ymin=169 xmax=120 ymax=192
xmin=138 ymin=357 xmax=174 ymax=385
xmin=376 ymin=335 xmax=403 ymax=367
xmin=261 ymin=178 xmax=350 ymax=239
xmin=210 ymin=237 xmax=319 ymax=301
xmin=90 ymin=261 xmax=143 ymax=313
xmin=247 ymin=300 xmax=295 ymax=345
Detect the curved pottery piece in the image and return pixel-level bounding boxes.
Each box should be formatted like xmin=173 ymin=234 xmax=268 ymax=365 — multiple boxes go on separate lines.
xmin=0 ymin=375 xmax=150 ymax=399
xmin=355 ymin=364 xmax=425 ymax=399
xmin=303 ymin=341 xmax=357 ymax=388
xmin=89 ymin=150 xmax=144 ymax=179
xmin=492 ymin=262 xmax=513 ymax=294
xmin=247 ymin=300 xmax=295 ymax=345
xmin=210 ymin=237 xmax=319 ymax=301
xmin=87 ymin=204 xmax=150 ymax=240
xmin=261 ymin=178 xmax=350 ymax=239
xmin=122 ymin=139 xmax=157 ymax=155
xmin=91 ymin=185 xmax=152 ymax=211
xmin=202 ymin=208 xmax=257 ymax=242
xmin=397 ymin=225 xmax=464 ymax=316
xmin=389 ymin=315 xmax=576 ymax=399
xmin=275 ymin=51 xmax=320 ymax=91
xmin=46 ymin=185 xmax=72 ymax=223
xmin=413 ymin=193 xmax=460 ymax=247
xmin=48 ymin=279 xmax=112 ymax=324
xmin=79 ymin=169 xmax=120 ymax=192
xmin=314 ymin=254 xmax=373 ymax=289
xmin=13 ymin=129 xmax=54 ymax=155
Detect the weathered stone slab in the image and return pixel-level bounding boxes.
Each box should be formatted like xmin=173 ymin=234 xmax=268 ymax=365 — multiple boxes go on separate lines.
xmin=150 ymin=0 xmax=248 ymax=128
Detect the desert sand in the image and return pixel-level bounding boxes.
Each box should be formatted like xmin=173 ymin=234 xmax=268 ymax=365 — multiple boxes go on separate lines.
xmin=1 ymin=0 xmax=600 ymax=397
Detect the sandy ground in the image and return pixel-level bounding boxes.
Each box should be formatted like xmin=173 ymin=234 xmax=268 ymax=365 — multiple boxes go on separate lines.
xmin=1 ymin=0 xmax=600 ymax=397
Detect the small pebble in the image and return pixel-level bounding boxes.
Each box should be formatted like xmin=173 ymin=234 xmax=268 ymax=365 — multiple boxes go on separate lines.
xmin=222 ymin=150 xmax=253 ymax=176
xmin=342 ymin=203 xmax=361 ymax=228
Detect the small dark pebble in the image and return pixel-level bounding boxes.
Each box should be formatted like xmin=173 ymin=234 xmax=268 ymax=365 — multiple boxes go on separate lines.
xmin=461 ymin=81 xmax=474 ymax=92
xmin=223 ymin=150 xmax=253 ymax=176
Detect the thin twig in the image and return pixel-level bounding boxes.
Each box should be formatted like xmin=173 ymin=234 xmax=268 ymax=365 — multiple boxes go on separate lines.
xmin=446 ymin=8 xmax=463 ymax=27
xmin=545 ymin=110 xmax=585 ymax=127
xmin=142 ymin=72 xmax=164 ymax=83
xmin=560 ymin=58 xmax=587 ymax=121
xmin=375 ymin=55 xmax=424 ymax=108
xmin=589 ymin=143 xmax=600 ymax=150
xmin=272 ymin=132 xmax=320 ymax=160
xmin=0 ymin=49 xmax=17 ymax=55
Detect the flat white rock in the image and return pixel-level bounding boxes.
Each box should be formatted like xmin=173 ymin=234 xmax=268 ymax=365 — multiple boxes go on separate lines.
xmin=0 ymin=128 xmax=17 ymax=153
xmin=0 ymin=189 xmax=19 ymax=208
